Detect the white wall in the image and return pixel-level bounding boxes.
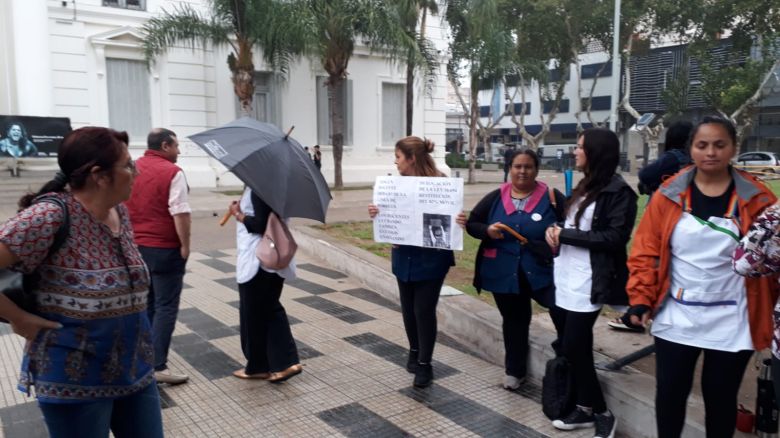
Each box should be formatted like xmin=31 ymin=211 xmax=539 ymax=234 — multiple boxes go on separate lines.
xmin=4 ymin=1 xmax=451 ymax=187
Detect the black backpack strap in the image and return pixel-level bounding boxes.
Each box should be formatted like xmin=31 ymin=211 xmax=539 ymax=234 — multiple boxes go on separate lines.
xmin=33 ymin=195 xmax=70 ymax=256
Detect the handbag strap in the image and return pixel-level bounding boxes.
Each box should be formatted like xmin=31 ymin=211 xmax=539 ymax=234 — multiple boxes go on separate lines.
xmin=33 ymin=195 xmax=70 ymax=258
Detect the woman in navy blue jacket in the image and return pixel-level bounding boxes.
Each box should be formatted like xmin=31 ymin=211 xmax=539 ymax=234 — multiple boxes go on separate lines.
xmin=369 ymin=136 xmax=464 ymax=388
xmin=466 ymin=149 xmax=564 ymax=390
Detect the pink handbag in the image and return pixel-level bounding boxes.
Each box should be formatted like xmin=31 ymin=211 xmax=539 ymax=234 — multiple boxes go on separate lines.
xmin=255 ymin=212 xmax=297 ymax=270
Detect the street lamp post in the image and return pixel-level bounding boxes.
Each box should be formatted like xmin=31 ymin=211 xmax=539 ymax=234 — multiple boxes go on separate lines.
xmin=609 ymin=0 xmax=621 ymax=133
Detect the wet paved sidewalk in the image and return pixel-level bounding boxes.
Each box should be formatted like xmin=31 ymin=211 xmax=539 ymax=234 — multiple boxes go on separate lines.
xmin=0 ymin=249 xmax=590 ymax=437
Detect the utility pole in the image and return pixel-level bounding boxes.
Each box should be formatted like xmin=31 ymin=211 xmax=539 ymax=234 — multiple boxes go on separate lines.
xmin=609 ymin=0 xmax=621 ymax=133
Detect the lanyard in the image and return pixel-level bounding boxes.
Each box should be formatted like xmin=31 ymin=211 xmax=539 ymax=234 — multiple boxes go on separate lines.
xmin=680 ymin=186 xmax=741 ymax=233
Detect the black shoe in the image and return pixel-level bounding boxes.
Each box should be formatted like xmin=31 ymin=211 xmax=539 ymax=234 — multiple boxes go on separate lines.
xmin=406 ymin=350 xmax=419 ymax=373
xmin=551 ymin=407 xmax=595 ymax=430
xmin=413 ymin=363 xmax=433 ymax=388
xmin=594 ymin=411 xmax=617 ymax=438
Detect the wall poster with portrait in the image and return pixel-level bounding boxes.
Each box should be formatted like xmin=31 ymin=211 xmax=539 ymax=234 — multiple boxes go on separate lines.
xmin=0 ymin=115 xmax=72 ymax=157
xmin=372 ymin=175 xmax=464 ymax=250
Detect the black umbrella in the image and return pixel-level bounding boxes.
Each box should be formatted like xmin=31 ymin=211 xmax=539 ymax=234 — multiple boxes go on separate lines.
xmin=189 ymin=117 xmax=331 ymax=223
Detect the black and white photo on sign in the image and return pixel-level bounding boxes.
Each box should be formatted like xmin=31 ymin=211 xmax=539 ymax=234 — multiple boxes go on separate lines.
xmin=422 ymin=213 xmax=451 ymax=249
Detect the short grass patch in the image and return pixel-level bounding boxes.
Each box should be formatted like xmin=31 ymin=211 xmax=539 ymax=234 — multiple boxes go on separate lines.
xmin=315 ymin=219 xmax=495 ymax=305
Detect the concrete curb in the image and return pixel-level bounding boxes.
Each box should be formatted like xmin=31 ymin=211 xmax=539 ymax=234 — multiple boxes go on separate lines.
xmin=292 ymin=224 xmax=709 ymax=438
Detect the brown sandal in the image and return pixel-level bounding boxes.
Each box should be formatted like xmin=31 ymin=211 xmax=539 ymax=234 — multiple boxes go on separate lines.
xmin=232 ymin=368 xmax=271 ymax=380
xmin=268 ymin=364 xmax=303 ymax=383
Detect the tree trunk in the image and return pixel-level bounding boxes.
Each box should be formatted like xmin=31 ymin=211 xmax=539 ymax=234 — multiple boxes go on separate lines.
xmin=482 ymin=132 xmax=491 ymax=162
xmin=234 ymin=68 xmax=254 ymax=116
xmin=468 ymin=83 xmax=479 ymax=184
xmin=328 ymin=75 xmax=345 ymax=189
xmin=406 ymin=57 xmax=414 ymax=136
xmin=646 ymin=134 xmax=659 ymax=162
xmin=231 ymin=38 xmax=255 ymax=116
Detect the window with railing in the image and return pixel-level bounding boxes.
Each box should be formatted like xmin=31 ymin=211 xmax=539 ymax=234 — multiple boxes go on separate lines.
xmin=580 ymin=96 xmax=611 ymax=111
xmin=102 ymin=0 xmax=145 ymax=11
xmin=543 ymin=99 xmax=570 ymax=114
xmin=581 ymin=62 xmax=612 ymax=79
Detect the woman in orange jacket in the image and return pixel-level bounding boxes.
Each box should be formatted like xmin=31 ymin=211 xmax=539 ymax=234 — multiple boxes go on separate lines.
xmin=626 ymin=116 xmax=778 ymax=438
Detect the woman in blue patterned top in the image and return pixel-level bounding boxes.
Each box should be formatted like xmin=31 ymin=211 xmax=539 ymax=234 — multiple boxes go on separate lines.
xmin=0 ymin=127 xmax=162 ymax=438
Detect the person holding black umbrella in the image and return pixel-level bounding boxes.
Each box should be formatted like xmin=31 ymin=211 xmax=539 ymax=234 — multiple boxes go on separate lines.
xmin=189 ymin=118 xmax=335 ymax=384
xmin=228 ymin=189 xmax=302 ymax=382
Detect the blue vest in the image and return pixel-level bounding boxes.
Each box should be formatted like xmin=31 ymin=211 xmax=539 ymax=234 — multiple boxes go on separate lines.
xmin=392 ymin=245 xmax=454 ymax=282
xmin=479 ymin=194 xmax=557 ymax=294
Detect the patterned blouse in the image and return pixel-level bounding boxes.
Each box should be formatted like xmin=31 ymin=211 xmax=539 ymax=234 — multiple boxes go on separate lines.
xmin=733 ymin=203 xmax=780 ymax=358
xmin=0 ymin=192 xmax=154 ymax=403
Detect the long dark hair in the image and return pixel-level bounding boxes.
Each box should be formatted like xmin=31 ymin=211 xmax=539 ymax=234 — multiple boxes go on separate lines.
xmin=396 ymin=136 xmax=444 ymax=177
xmin=4 ymin=121 xmax=29 ymax=144
xmin=566 ymin=128 xmax=620 ymax=228
xmin=19 ymin=127 xmax=129 ymax=209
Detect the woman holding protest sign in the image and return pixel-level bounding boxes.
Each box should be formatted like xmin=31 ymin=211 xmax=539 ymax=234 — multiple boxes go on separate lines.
xmin=368 ymin=136 xmax=465 ymax=388
xmin=465 ymin=149 xmax=564 ymax=390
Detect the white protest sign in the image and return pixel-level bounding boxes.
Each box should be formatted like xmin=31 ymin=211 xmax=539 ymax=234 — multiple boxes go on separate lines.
xmin=372 ymin=176 xmax=464 ymax=250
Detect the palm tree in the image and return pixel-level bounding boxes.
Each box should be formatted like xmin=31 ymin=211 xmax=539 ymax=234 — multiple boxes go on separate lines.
xmin=143 ymin=0 xmax=433 ymax=189
xmin=289 ymin=0 xmax=429 ymax=188
xmin=399 ymin=0 xmax=440 ymax=136
xmin=142 ymin=0 xmax=297 ymax=115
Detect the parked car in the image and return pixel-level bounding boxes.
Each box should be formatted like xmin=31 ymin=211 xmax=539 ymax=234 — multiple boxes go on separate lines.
xmin=734 ymin=151 xmax=780 ymax=174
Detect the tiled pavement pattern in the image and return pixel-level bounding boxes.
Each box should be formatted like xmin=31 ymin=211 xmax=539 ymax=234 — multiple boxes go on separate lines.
xmin=0 ymin=250 xmax=591 ymax=437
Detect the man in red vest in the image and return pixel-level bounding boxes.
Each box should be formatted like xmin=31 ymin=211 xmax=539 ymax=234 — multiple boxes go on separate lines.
xmin=126 ymin=128 xmax=191 ymax=385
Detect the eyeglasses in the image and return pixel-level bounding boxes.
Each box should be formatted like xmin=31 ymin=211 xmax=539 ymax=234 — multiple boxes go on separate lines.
xmin=118 ymin=159 xmax=137 ymax=174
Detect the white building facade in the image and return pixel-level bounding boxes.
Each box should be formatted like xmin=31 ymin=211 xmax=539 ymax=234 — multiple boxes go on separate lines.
xmin=0 ymin=0 xmax=451 ymax=186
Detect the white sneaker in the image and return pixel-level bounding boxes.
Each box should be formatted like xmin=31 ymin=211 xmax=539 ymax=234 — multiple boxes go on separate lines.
xmin=502 ymin=375 xmax=525 ymax=390
xmin=154 ymin=370 xmax=189 ymax=385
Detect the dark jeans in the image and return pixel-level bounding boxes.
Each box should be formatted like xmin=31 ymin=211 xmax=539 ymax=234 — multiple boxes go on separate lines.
xmin=503 ymin=167 xmax=510 ymax=182
xmin=39 ymin=383 xmax=163 ymax=438
xmin=493 ymin=292 xmax=532 ymax=379
xmin=774 ymin=355 xmax=780 ymax=410
xmin=397 ymin=277 xmax=444 ymax=364
xmin=655 ymin=336 xmax=752 ymax=438
xmin=139 ymin=246 xmax=186 ymax=371
xmin=238 ymin=268 xmax=299 ymax=374
xmin=549 ymin=306 xmax=606 ymax=413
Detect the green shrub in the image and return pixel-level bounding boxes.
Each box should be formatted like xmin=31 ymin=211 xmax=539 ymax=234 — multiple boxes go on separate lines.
xmin=445 ymin=152 xmax=467 ymax=168
xmin=445 ymin=152 xmax=482 ymax=169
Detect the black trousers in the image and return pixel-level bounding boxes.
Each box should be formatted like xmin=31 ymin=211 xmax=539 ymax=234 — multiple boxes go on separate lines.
xmin=773 ymin=355 xmax=780 ymax=410
xmin=237 ymin=268 xmax=299 ymax=374
xmin=655 ymin=336 xmax=752 ymax=438
xmin=397 ymin=277 xmax=445 ymax=364
xmin=549 ymin=306 xmax=606 ymax=413
xmin=493 ymin=293 xmax=532 ymax=379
